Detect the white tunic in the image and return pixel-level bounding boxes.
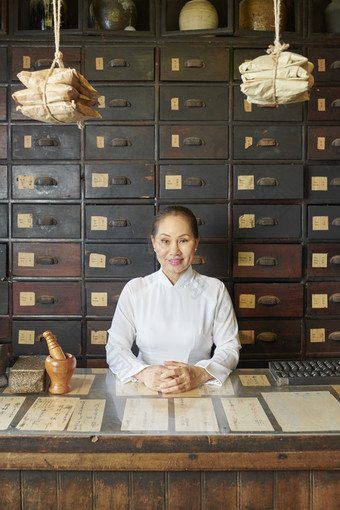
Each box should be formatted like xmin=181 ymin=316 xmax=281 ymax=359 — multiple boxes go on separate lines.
xmin=106 ymin=266 xmax=241 ymax=385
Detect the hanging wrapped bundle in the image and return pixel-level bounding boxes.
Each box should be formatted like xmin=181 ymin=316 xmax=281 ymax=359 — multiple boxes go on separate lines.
xmin=239 ymin=0 xmax=314 ymax=105
xmin=12 ymin=0 xmax=101 ymax=127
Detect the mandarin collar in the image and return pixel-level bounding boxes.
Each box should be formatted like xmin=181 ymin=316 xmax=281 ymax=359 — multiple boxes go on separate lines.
xmin=158 ymin=266 xmax=194 ymax=288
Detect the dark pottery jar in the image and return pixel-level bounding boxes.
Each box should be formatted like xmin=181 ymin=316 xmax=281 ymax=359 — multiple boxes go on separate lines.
xmin=239 ymin=0 xmax=287 ymax=31
xmin=90 ymin=0 xmax=137 ymax=30
xmin=29 ymin=0 xmax=68 ymax=30
xmin=325 ymin=0 xmax=340 ymax=33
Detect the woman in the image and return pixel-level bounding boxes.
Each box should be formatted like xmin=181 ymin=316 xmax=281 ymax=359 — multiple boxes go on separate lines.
xmin=106 ymin=206 xmax=240 ymax=394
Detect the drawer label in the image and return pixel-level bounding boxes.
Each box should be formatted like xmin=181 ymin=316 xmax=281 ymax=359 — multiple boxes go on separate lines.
xmin=18 ymin=252 xmax=35 ymax=267
xmin=89 ymin=253 xmax=106 ymax=268
xmin=171 ymin=58 xmax=180 ymax=71
xmin=97 ymin=95 xmax=105 ymax=108
xmin=96 ymin=136 xmax=105 ymax=149
xmin=317 ymin=98 xmax=326 ymax=111
xmin=91 ymin=330 xmax=107 ymax=345
xmin=239 ymin=374 xmax=271 ymax=386
xmin=171 ymin=97 xmax=179 ymax=110
xmin=91 ymin=216 xmax=108 ymax=231
xmin=91 ymin=292 xmax=108 ymax=307
xmin=238 ymin=175 xmax=254 ymax=190
xmin=311 ymin=176 xmax=327 ymax=191
xmin=92 ymin=173 xmax=109 ymax=188
xmin=312 ymin=293 xmax=328 ymax=308
xmin=317 ymin=59 xmax=326 ymax=72
xmin=312 ymin=253 xmax=328 ymax=268
xmin=310 ymin=328 xmax=325 ymax=343
xmin=239 ymin=330 xmax=255 ymax=345
xmin=17 ymin=175 xmax=34 ymax=189
xmin=239 ymin=294 xmax=256 ymax=309
xmin=239 ymin=214 xmax=255 ymax=229
xmin=24 ymin=136 xmax=32 ymax=148
xmin=23 ymin=56 xmax=31 ymax=69
xmin=243 ymin=100 xmax=252 ymax=112
xmin=95 ymin=57 xmax=104 ymax=70
xmin=18 ymin=330 xmax=35 ymax=345
xmin=171 ymin=134 xmax=180 ymax=147
xmin=19 ymin=292 xmax=35 ymax=306
xmin=312 ymin=216 xmax=329 ymax=231
xmin=238 ymin=251 xmax=254 ymax=267
xmin=17 ymin=213 xmax=33 ymax=229
xmin=317 ymin=137 xmax=325 ymax=150
xmin=165 ymin=175 xmax=182 ymax=190
xmin=245 ymin=136 xmax=253 ymax=149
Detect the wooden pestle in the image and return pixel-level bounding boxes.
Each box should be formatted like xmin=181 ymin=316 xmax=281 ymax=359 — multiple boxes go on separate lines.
xmin=42 ymin=330 xmax=66 ymax=360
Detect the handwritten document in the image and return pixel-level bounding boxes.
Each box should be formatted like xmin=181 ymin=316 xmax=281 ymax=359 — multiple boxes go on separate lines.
xmin=67 ymin=399 xmax=106 ymax=432
xmin=200 ymin=378 xmax=234 ymax=396
xmin=68 ymin=374 xmax=95 ymax=395
xmin=0 ymin=396 xmax=25 ymax=430
xmin=221 ymin=397 xmax=274 ymax=432
xmin=121 ymin=398 xmax=168 ymax=431
xmin=17 ymin=397 xmax=79 ymax=431
xmin=239 ymin=374 xmax=271 ymax=386
xmin=115 ymin=379 xmax=158 ymax=397
xmin=174 ymin=398 xmax=219 ymax=432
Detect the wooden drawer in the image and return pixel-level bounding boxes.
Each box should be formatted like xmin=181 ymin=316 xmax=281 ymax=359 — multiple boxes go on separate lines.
xmin=0 ymin=87 xmax=6 ymax=120
xmin=233 ymin=86 xmax=302 ymax=122
xmin=234 ymin=283 xmax=304 ymax=318
xmin=12 ymin=242 xmax=81 ymax=277
xmin=13 ymin=282 xmax=82 ymax=316
xmin=307 ymin=282 xmax=340 ymax=316
xmin=160 ymin=45 xmax=229 ymax=82
xmin=0 ymin=282 xmax=8 ymax=315
xmin=86 ymin=358 xmax=108 ymax=369
xmin=238 ymin=319 xmax=302 ymax=358
xmin=233 ymin=205 xmax=301 ymax=239
xmin=162 ymin=203 xmax=228 ymax=239
xmin=308 ymin=205 xmax=340 ymax=240
xmin=87 ymin=320 xmax=111 ymax=355
xmin=85 ymin=205 xmax=154 ymax=240
xmin=12 ymin=165 xmax=80 ymax=199
xmin=307 ymin=165 xmax=340 ymax=201
xmin=12 ymin=204 xmax=81 ymax=239
xmin=233 ymin=126 xmax=302 ymax=160
xmin=160 ymin=164 xmax=228 ymax=200
xmin=85 ymin=126 xmax=155 ymax=160
xmin=308 ymin=127 xmax=340 ymax=160
xmin=159 ymin=125 xmax=228 ymax=159
xmin=308 ymin=87 xmax=340 ymax=121
xmin=233 ymin=49 xmax=266 ymax=81
xmin=0 ymin=165 xmax=7 ymax=199
xmin=0 ymin=244 xmax=7 ymax=279
xmin=191 ymin=243 xmax=229 ymax=278
xmin=307 ymin=243 xmax=340 ymax=278
xmin=11 ymin=47 xmax=81 ymax=80
xmin=85 ymin=163 xmax=154 ymax=199
xmin=233 ymin=164 xmax=303 ymax=200
xmin=233 ymin=244 xmax=302 ymax=279
xmin=0 ymin=126 xmax=7 ymax=159
xmin=93 ymin=85 xmax=155 ymax=121
xmin=306 ymin=319 xmax=340 ymax=356
xmin=84 ymin=46 xmax=154 ymax=81
xmin=159 ymin=85 xmax=228 ymax=121
xmin=86 ymin=281 xmax=126 ymax=317
xmin=0 ymin=48 xmax=7 ymax=82
xmin=12 ymin=125 xmax=81 ymax=160
xmin=0 ymin=205 xmax=8 ymax=237
xmin=308 ymin=48 xmax=340 ymax=83
xmin=12 ymin=320 xmax=82 ymax=356
xmin=85 ymin=243 xmax=154 ymax=278
xmin=0 ymin=318 xmax=9 ymax=339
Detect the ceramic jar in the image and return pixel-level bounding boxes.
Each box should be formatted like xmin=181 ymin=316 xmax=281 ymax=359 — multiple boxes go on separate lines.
xmin=90 ymin=0 xmax=137 ymax=30
xmin=239 ymin=0 xmax=287 ymax=31
xmin=179 ymin=0 xmax=219 ymax=31
xmin=29 ymin=0 xmax=68 ymax=30
xmin=325 ymin=0 xmax=340 ymax=33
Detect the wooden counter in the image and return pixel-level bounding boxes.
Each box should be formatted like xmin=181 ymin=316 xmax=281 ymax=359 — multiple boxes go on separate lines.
xmin=0 ymin=368 xmax=339 ymax=510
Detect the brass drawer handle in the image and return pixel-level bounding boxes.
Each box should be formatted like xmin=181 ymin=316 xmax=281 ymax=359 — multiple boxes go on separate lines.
xmin=110 ymin=176 xmax=131 ymax=185
xmin=109 ymin=99 xmax=131 ymax=108
xmin=183 ymin=137 xmax=204 ymax=146
xmin=37 ymin=295 xmax=58 ymax=304
xmin=34 ymin=58 xmax=53 ymax=69
xmin=331 ymin=138 xmax=340 ymax=147
xmin=257 ymin=138 xmax=279 ymax=147
xmin=329 ymin=331 xmax=340 ymax=341
xmin=36 ymin=138 xmax=58 ymax=147
xmin=256 ymin=332 xmax=278 ymax=342
xmin=36 ymin=256 xmax=59 ymax=265
xmin=258 ymin=295 xmax=280 ymax=306
xmin=109 ymin=257 xmax=131 ymax=265
xmin=330 ymin=177 xmax=340 ymax=186
xmin=256 ymin=256 xmax=278 ymax=266
xmin=110 ymin=138 xmax=131 ymax=147
xmin=257 ymin=177 xmax=279 ymax=186
xmin=184 ymin=99 xmax=205 ymax=108
xmin=330 ymin=255 xmax=340 ymax=265
xmin=35 ymin=177 xmax=57 ymax=186
xmin=331 ymin=99 xmax=340 ymax=108
xmin=257 ymin=217 xmax=277 ymax=226
xmin=329 ymin=293 xmax=340 ymax=303
xmin=332 ymin=217 xmax=340 ymax=226
xmin=183 ymin=177 xmax=205 ymax=187
xmin=109 ymin=218 xmax=131 ymax=227
xmin=36 ymin=216 xmax=58 ymax=226
xmin=331 ymin=60 xmax=340 ymax=69
xmin=192 ymin=255 xmax=206 ymax=265
xmin=195 ymin=217 xmax=205 ymax=226
xmin=184 ymin=59 xmax=205 ymax=68
xmin=256 ymin=104 xmax=279 ymax=109
xmin=109 ymin=59 xmax=129 ymax=67
xmin=111 ymin=294 xmax=120 ymax=304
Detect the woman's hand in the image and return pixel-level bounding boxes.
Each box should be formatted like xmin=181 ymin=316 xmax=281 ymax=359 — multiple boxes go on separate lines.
xmin=134 ymin=365 xmax=173 ymax=392
xmin=159 ymin=361 xmax=212 ymax=394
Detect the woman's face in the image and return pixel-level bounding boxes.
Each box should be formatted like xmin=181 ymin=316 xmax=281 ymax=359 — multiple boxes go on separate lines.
xmin=151 ymin=214 xmax=200 ymax=284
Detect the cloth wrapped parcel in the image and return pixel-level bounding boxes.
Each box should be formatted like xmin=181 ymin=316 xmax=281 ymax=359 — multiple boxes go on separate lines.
xmin=12 ymin=67 xmax=101 ymax=124
xmin=239 ymin=51 xmax=314 ymax=105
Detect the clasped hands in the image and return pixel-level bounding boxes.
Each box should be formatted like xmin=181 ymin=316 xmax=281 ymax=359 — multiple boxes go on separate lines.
xmin=135 ymin=361 xmax=212 ymax=394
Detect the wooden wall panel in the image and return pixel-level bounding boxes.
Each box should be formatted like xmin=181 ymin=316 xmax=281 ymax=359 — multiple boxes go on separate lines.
xmin=0 ymin=471 xmax=21 ymax=510
xmin=167 ymin=472 xmax=201 ymax=510
xmin=58 ymin=471 xmax=93 ymax=510
xmin=204 ymin=471 xmax=237 ymax=510
xmin=22 ymin=471 xmax=57 ymax=510
xmin=132 ymin=472 xmax=165 ymax=510
xmin=239 ymin=471 xmax=274 ymax=510
xmin=313 ymin=471 xmax=340 ymax=510
xmin=93 ymin=472 xmax=129 ymax=510
xmin=276 ymin=471 xmax=310 ymax=510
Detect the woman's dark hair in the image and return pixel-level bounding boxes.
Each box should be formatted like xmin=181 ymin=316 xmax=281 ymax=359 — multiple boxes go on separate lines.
xmin=151 ymin=206 xmax=199 ymax=239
